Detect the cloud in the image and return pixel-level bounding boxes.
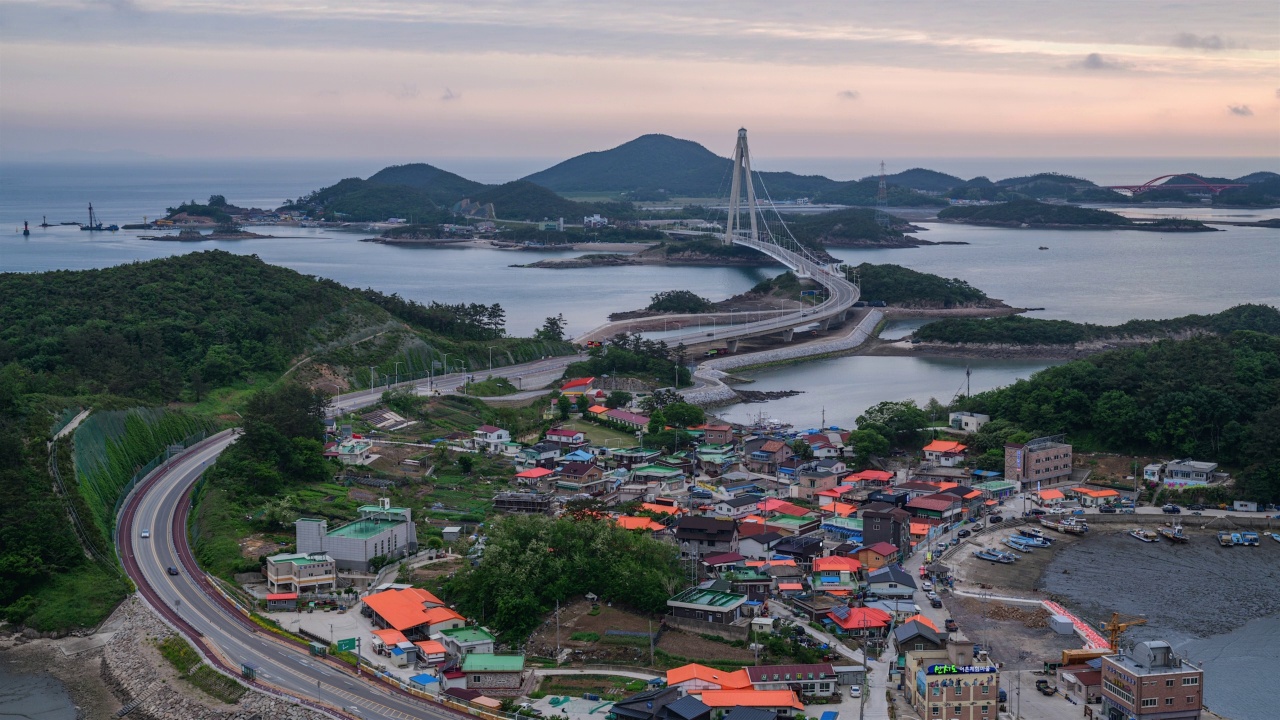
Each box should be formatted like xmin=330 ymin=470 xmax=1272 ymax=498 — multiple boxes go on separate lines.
xmin=441 ymin=87 xmax=460 ymax=101
xmin=836 ymin=90 xmax=859 ymax=100
xmin=1227 ymin=104 xmax=1253 ymax=116
xmin=392 ymin=83 xmax=419 ymax=100
xmin=1171 ymin=33 xmax=1239 ymax=51
xmin=1078 ymin=53 xmax=1128 ymax=71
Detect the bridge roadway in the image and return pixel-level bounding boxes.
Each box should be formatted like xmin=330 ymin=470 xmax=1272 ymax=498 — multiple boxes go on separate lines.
xmin=575 ymin=235 xmax=859 ymax=346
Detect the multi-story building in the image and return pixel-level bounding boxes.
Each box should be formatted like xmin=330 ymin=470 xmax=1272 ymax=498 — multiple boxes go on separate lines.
xmin=861 ymin=503 xmax=912 ymax=557
xmin=896 ymin=620 xmax=1000 ymax=720
xmin=264 ymin=551 xmax=336 ymax=594
xmin=295 ymin=499 xmax=417 ymax=572
xmin=1100 ymin=641 xmax=1203 ymax=720
xmin=674 ymin=517 xmax=739 ymax=559
xmin=472 ymin=424 xmax=510 ymax=453
xmin=949 ymin=412 xmax=990 ymax=433
xmin=1004 ymin=435 xmax=1073 ymax=489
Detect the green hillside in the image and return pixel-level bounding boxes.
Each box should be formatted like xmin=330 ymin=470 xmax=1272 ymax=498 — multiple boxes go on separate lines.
xmin=366 ymin=162 xmax=487 ymax=201
xmin=522 ymin=133 xmax=843 ymax=199
xmin=811 ymin=179 xmax=947 ymax=207
xmin=781 ymin=207 xmax=909 ymax=246
xmin=917 ymin=304 xmax=1280 ymax=345
xmin=947 ymin=173 xmax=1127 ymax=203
xmin=862 ymin=167 xmax=963 ymax=193
xmin=471 ymin=180 xmax=634 ymax=222
xmin=938 ymin=199 xmax=1132 ymax=226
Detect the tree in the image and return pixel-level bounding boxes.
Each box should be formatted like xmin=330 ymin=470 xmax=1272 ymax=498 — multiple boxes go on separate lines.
xmin=575 ymin=394 xmax=591 ymax=413
xmin=605 ymin=390 xmax=632 ymax=409
xmin=208 ymin=194 xmax=228 ymax=207
xmin=856 ymin=400 xmax=928 ymax=445
xmin=535 ymin=314 xmax=566 ymax=342
xmin=790 ymin=439 xmax=815 ymax=462
xmin=662 ymin=402 xmax=705 ymax=428
xmin=556 ymin=395 xmax=572 ymax=420
xmin=847 ymin=428 xmax=889 ymax=466
xmin=648 ymin=410 xmax=666 ymax=434
xmin=457 ymin=454 xmax=475 ymax=474
xmin=639 ymin=388 xmax=682 ymax=414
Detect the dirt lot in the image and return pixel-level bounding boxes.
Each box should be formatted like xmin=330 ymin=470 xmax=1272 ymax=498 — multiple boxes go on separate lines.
xmin=409 ymin=557 xmax=465 ymax=582
xmin=952 ymin=528 xmax=1085 ymax=593
xmin=524 ymin=601 xmax=754 ymax=667
xmin=947 ymin=595 xmax=1082 ymax=671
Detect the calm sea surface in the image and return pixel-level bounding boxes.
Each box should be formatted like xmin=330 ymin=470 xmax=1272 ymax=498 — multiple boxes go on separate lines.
xmin=1 ymin=160 xmax=1276 ymax=715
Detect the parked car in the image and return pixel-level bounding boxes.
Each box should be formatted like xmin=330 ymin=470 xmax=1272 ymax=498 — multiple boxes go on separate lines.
xmin=1028 ymin=509 xmax=1046 ymax=517
xmin=957 ymin=529 xmax=971 ymax=539
xmin=1162 ymin=504 xmax=1182 ymax=514
xmin=989 ymin=515 xmax=1005 ymax=523
xmin=930 ymin=597 xmax=944 ymax=608
xmin=971 ymin=522 xmax=984 ymax=531
xmin=945 ymin=618 xmax=958 ymax=632
xmin=849 ymin=685 xmax=861 ymax=698
xmin=1121 ymin=508 xmax=1136 ymax=514
xmin=936 ymin=542 xmax=948 ymax=552
xmin=1189 ymin=504 xmax=1206 ymax=511
xmin=166 ymin=566 xmax=179 ymax=576
xmin=140 ymin=528 xmax=150 ymax=538
xmin=922 ymin=580 xmax=934 ymax=592
xmin=1099 ymin=505 xmax=1117 ymax=514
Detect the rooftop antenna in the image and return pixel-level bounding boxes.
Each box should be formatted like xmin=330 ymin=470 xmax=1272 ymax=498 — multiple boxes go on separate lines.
xmin=966 ymin=366 xmax=971 ymax=399
xmin=875 ymin=161 xmax=890 ymax=228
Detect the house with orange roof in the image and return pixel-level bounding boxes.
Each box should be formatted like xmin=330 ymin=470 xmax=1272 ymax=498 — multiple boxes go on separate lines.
xmin=815 ymin=485 xmax=858 ymax=507
xmin=587 ymin=404 xmax=609 ymax=418
xmin=901 ymin=614 xmax=938 ymax=632
xmin=641 ymin=502 xmax=683 ymax=517
xmin=844 ymin=469 xmax=895 ymax=486
xmin=827 ymin=605 xmax=893 ymax=637
xmin=745 ymin=663 xmax=838 ymax=697
xmin=922 ymin=440 xmax=968 ymax=467
xmin=666 ymin=664 xmax=752 ymax=692
xmin=827 ymin=502 xmax=858 ymax=518
xmin=363 ymin=587 xmax=466 ymax=639
xmin=413 ymin=639 xmax=448 ymax=665
xmin=1066 ymin=486 xmax=1121 ymax=507
xmin=757 ymin=498 xmax=812 ymax=519
xmin=616 ymin=515 xmax=666 ymax=532
xmin=812 ymin=555 xmax=863 ymax=592
xmin=695 ymin=690 xmax=804 ymax=715
xmin=1036 ymin=488 xmax=1065 ymax=504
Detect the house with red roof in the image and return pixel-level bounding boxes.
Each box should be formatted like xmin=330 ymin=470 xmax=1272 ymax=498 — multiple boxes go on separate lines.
xmin=603 ymin=408 xmax=650 ymax=431
xmin=853 ymin=541 xmax=901 ymax=570
xmin=827 ymin=605 xmax=893 ymax=637
xmin=472 ymin=425 xmax=511 ymax=453
xmin=560 ymin=377 xmax=595 ymax=396
xmin=922 ymin=439 xmax=968 ymax=467
xmin=812 ymin=555 xmax=863 ymax=593
xmin=743 ymin=438 xmax=793 ymax=474
xmin=844 ymin=469 xmax=895 ymax=486
xmin=544 ymin=427 xmax=587 ymax=447
xmin=906 ymin=493 xmax=963 ymax=521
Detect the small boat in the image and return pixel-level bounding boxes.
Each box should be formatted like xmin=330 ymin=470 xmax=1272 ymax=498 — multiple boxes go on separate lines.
xmin=993 ymin=548 xmax=1021 ymax=561
xmin=1018 ymin=527 xmax=1053 ymax=543
xmin=1269 ymin=532 xmax=1280 ymax=543
xmin=1038 ymin=246 xmax=1049 ymax=250
xmin=1157 ymin=523 xmax=1188 ymax=543
xmin=1129 ymin=529 xmax=1159 ymax=543
xmin=1217 ymin=531 xmax=1235 ymax=547
xmin=1004 ymin=537 xmax=1034 ymax=552
xmin=1240 ymin=531 xmax=1260 ymax=546
xmin=1042 ymin=517 xmax=1088 ymax=534
xmin=1014 ymin=534 xmax=1051 ymax=548
xmin=39 ymin=216 xmax=52 ymax=228
xmin=1231 ymin=532 xmax=1243 ymax=545
xmin=974 ymin=549 xmax=1014 ymax=564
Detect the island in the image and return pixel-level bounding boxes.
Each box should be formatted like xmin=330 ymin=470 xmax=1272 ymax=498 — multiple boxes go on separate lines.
xmin=937 ymin=199 xmax=1216 ymax=231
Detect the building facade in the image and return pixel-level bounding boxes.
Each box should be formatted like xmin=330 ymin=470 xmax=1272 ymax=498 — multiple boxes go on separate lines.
xmin=1100 ymin=642 xmax=1203 ymax=720
xmin=1004 ymin=435 xmax=1073 ymax=489
xmin=264 ymin=551 xmax=336 ymax=594
xmin=295 ymin=499 xmax=417 ymax=572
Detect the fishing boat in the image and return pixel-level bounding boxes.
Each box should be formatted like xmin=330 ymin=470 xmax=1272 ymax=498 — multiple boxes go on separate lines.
xmin=1004 ymin=537 xmax=1035 ymax=552
xmin=1217 ymin=531 xmax=1235 ymax=547
xmin=1041 ymin=517 xmax=1088 ymax=534
xmin=1269 ymin=532 xmax=1280 ymax=543
xmin=1157 ymin=523 xmax=1188 ymax=543
xmin=974 ymin=549 xmax=1014 ymax=564
xmin=1013 ymin=533 xmax=1051 ymax=548
xmin=1240 ymin=531 xmax=1260 ymax=546
xmin=1129 ymin=528 xmax=1159 ymax=543
xmin=1017 ymin=527 xmax=1053 ymax=543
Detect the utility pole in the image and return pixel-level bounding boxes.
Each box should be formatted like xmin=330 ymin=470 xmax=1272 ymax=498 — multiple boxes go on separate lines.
xmin=488 ymin=346 xmax=498 ymax=372
xmin=370 ymin=366 xmax=377 ymax=390
xmin=648 ymin=620 xmax=655 ymax=667
xmin=555 ymin=598 xmax=561 ymax=664
xmin=395 ymin=361 xmax=404 ymax=387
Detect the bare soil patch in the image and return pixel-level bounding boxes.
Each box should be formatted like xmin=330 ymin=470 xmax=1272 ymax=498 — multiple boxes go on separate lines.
xmin=411 ymin=558 xmax=465 ymax=582
xmin=238 ymin=533 xmax=288 ymax=559
xmin=656 ymin=629 xmax=755 ymax=664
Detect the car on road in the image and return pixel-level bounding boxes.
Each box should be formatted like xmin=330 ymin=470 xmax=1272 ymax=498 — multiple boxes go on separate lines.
xmin=957 ymin=529 xmax=971 ymax=539
xmin=989 ymin=515 xmax=1005 ymax=523
xmin=930 ymin=597 xmax=944 ymax=608
xmin=1188 ymin=503 xmax=1206 ymax=511
xmin=166 ymin=566 xmax=179 ymax=576
xmin=945 ymin=618 xmax=958 ymax=632
xmin=936 ymin=541 xmax=948 ymax=552
xmin=140 ymin=528 xmax=150 ymax=538
xmin=1028 ymin=509 xmax=1046 ymax=517
xmin=922 ymin=580 xmax=934 ymax=592
xmin=849 ymin=685 xmax=861 ymax=698
xmin=971 ymin=522 xmax=984 ymax=531
xmin=1099 ymin=505 xmax=1117 ymax=514
xmin=1121 ymin=508 xmax=1136 ymax=514
xmin=1162 ymin=504 xmax=1182 ymax=514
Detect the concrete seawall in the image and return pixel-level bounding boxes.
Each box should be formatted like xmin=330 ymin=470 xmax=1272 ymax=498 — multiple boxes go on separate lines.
xmin=680 ymin=310 xmax=883 ymax=406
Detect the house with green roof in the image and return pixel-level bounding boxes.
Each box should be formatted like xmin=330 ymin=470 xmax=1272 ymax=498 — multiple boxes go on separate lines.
xmin=461 ymin=653 xmax=526 ymax=691
xmin=667 ymin=587 xmax=747 ymax=626
xmin=436 ymin=626 xmax=497 ymax=658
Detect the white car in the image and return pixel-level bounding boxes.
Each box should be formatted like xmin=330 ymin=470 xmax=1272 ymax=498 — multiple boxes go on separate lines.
xmin=922 ymin=581 xmax=934 ymax=592
xmin=140 ymin=529 xmax=150 ymax=539
xmin=849 ymin=685 xmax=861 ymax=698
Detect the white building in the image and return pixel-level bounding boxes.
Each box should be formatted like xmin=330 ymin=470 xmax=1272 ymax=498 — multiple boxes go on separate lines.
xmin=264 ymin=552 xmax=336 ymax=594
xmin=296 ymin=499 xmax=418 ymax=572
xmin=472 ymin=425 xmax=511 ymax=453
xmin=949 ymin=411 xmax=990 ymax=433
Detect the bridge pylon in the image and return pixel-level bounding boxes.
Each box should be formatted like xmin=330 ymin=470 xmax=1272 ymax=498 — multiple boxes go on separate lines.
xmin=723 ymin=128 xmax=760 ymax=246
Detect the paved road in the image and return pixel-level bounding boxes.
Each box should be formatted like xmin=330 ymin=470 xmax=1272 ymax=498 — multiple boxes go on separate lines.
xmin=575 ymin=236 xmax=858 ymax=346
xmin=119 ymin=431 xmax=469 ymax=719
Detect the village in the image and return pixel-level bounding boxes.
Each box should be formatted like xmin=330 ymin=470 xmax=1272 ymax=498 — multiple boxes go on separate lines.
xmin=239 ymin=377 xmax=1249 ymax=720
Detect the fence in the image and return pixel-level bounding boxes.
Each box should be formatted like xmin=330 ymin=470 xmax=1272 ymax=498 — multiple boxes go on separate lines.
xmin=110 ymin=427 xmax=211 ymax=535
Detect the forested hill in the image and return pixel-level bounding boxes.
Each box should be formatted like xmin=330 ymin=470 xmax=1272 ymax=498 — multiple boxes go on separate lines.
xmin=915 ymin=304 xmax=1280 ymax=345
xmin=521 ymin=133 xmax=843 ymax=199
xmin=959 ymin=332 xmax=1280 ymax=502
xmin=0 ymin=251 xmax=555 ymax=403
xmin=366 ymin=163 xmax=487 ymax=200
xmin=938 ymin=199 xmax=1210 ymax=230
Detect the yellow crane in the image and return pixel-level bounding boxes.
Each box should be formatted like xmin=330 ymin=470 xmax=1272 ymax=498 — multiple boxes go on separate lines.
xmin=1102 ymin=612 xmax=1147 ymax=651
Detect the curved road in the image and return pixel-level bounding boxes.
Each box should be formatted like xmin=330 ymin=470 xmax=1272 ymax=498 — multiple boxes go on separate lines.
xmin=575 ymin=236 xmax=858 ymax=346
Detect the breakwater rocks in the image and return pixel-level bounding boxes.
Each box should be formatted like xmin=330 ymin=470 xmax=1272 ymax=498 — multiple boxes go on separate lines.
xmin=101 ymin=597 xmax=329 ymax=720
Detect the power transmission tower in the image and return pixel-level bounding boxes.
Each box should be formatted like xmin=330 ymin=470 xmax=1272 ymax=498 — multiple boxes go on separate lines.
xmin=875 ymin=161 xmax=891 ymax=228
xmin=723 ymin=128 xmax=760 ymax=245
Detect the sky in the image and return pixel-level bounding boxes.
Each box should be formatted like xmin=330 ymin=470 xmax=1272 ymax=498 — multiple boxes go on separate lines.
xmin=1 ymin=0 xmax=1277 ymax=162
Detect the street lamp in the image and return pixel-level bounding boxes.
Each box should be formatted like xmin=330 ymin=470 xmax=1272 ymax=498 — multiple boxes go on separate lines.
xmin=394 ymin=361 xmax=404 ymax=386
xmin=487 ymin=346 xmax=498 ymax=371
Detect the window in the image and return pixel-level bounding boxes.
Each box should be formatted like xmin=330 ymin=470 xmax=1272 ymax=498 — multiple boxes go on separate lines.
xmin=930 ymin=707 xmax=940 ymax=717
xmin=1166 ymin=698 xmax=1175 ymax=706
xmin=981 ymin=686 xmax=989 ymax=694
xmin=1187 ymin=696 xmax=1196 ymax=703
xmin=1166 ymin=679 xmax=1175 ymax=687
xmin=931 ymin=687 xmax=941 ymax=697
xmin=1182 ymin=677 xmax=1199 ymax=686
xmin=472 ymin=675 xmax=481 ymax=683
xmin=981 ymin=706 xmax=989 ymax=715
xmin=1142 ymin=698 xmax=1157 ymax=708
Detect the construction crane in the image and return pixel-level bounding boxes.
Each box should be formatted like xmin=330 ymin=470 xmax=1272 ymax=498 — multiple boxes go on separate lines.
xmin=1102 ymin=612 xmax=1147 ymax=651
